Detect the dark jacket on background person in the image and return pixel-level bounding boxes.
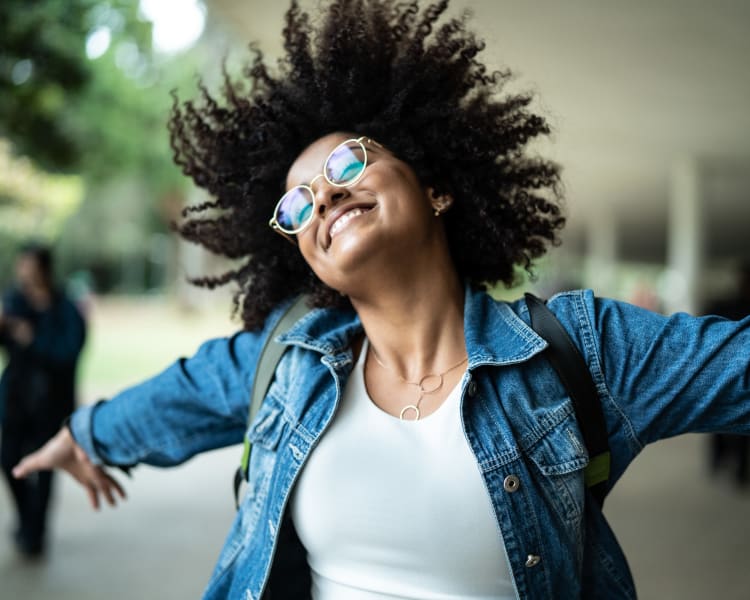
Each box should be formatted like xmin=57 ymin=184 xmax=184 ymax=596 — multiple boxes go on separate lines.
xmin=0 ymin=287 xmax=86 ymax=430
xmin=0 ymin=285 xmax=86 ymax=554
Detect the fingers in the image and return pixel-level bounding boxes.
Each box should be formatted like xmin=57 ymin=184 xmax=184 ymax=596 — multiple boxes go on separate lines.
xmin=13 ymin=427 xmax=127 ymax=510
xmin=13 ymin=437 xmax=59 ymax=477
xmin=12 ymin=427 xmax=72 ymax=478
xmin=81 ymin=470 xmax=127 ymax=511
xmin=95 ymin=471 xmax=125 ymax=508
xmin=85 ymin=482 xmax=101 ymax=511
xmin=75 ymin=459 xmax=127 ymax=510
xmin=109 ymin=473 xmax=127 ymax=502
xmin=12 ymin=451 xmax=46 ymax=479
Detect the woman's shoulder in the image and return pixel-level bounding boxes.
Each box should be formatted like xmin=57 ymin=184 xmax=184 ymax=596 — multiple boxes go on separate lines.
xmin=488 ymin=288 xmax=597 ymax=325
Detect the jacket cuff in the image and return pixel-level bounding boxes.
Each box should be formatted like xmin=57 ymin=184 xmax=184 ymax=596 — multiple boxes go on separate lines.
xmin=68 ymin=401 xmax=108 ymax=466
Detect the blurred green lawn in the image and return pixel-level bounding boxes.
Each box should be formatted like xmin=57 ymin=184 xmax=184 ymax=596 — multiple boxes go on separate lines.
xmin=77 ymin=295 xmax=239 ymax=403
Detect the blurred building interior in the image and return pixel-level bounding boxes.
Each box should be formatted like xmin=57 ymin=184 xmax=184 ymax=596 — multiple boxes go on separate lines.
xmin=204 ymin=0 xmax=750 ymax=314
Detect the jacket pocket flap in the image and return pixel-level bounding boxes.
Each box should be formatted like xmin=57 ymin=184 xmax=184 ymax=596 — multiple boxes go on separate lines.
xmin=247 ymin=398 xmax=287 ymax=451
xmin=526 ymin=417 xmax=589 ymax=476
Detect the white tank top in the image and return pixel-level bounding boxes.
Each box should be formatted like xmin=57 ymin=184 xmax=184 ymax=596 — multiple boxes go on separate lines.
xmin=290 ymin=340 xmax=515 ymax=599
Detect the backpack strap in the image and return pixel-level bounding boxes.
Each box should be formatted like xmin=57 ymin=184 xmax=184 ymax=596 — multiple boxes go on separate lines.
xmin=525 ymin=293 xmax=611 ymax=507
xmin=233 ymin=295 xmax=311 ymax=508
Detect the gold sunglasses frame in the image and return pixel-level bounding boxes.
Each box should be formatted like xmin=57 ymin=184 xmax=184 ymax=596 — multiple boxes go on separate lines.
xmin=269 ymin=136 xmax=382 ymax=243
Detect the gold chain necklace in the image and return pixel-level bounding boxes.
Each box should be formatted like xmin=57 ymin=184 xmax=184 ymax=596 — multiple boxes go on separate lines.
xmin=369 ymin=345 xmax=468 ymax=421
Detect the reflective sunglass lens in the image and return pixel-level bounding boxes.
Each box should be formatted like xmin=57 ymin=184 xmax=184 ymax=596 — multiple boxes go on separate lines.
xmin=276 ymin=187 xmax=314 ymax=233
xmin=325 ymin=141 xmax=366 ymax=185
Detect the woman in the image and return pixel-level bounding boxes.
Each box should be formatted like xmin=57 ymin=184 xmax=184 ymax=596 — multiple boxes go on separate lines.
xmin=1 ymin=243 xmax=86 ymax=557
xmin=13 ymin=1 xmax=750 ymax=598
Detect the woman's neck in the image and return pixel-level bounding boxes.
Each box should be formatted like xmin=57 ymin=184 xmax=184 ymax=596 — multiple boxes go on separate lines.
xmin=350 ymin=265 xmax=466 ymax=382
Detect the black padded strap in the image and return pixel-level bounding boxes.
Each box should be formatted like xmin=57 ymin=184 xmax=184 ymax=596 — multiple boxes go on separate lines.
xmin=525 ymin=293 xmax=610 ymax=507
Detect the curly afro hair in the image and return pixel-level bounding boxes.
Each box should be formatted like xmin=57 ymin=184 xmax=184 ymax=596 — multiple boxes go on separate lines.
xmin=169 ymin=0 xmax=565 ymax=331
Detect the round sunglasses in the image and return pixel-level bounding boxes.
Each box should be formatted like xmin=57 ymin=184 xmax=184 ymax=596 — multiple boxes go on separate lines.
xmin=269 ymin=137 xmax=382 ymax=240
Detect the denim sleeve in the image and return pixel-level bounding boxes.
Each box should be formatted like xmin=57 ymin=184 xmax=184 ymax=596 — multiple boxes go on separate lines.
xmin=69 ymin=325 xmax=270 ymax=468
xmin=549 ymin=290 xmax=750 ymax=482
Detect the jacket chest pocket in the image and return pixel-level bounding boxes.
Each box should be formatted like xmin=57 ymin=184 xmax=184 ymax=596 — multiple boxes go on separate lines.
xmin=524 ymin=412 xmax=589 ymax=525
xmin=243 ymin=394 xmax=290 ymax=515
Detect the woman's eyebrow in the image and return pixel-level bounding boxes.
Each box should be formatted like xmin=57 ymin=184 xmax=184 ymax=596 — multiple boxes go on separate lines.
xmin=287 ymin=163 xmax=322 ymax=189
xmin=365 ymin=143 xmax=388 ymax=157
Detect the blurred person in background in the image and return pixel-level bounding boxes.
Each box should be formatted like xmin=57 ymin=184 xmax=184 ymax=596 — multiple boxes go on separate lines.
xmin=9 ymin=1 xmax=750 ymax=598
xmin=705 ymin=263 xmax=750 ymax=487
xmin=0 ymin=243 xmax=86 ymax=557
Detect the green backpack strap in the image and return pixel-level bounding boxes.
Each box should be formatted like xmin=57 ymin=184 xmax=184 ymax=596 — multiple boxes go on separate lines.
xmin=233 ymin=295 xmax=311 ymax=508
xmin=525 ymin=293 xmax=611 ymax=508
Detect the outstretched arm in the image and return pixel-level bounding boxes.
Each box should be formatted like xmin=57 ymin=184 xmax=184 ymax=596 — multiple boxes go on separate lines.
xmin=548 ymin=290 xmax=750 ymax=487
xmin=13 ymin=299 xmax=292 ymax=507
xmin=13 ymin=426 xmax=126 ymax=510
xmin=65 ymin=300 xmax=295 ymax=470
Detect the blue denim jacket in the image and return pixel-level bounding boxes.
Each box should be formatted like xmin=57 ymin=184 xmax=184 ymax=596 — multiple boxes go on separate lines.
xmin=70 ymin=287 xmax=750 ymax=599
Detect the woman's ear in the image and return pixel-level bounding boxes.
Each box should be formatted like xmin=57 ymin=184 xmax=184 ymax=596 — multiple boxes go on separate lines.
xmin=427 ymin=188 xmax=454 ymax=216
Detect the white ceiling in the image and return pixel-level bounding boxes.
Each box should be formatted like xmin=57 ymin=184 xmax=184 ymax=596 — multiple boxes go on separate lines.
xmin=204 ymin=0 xmax=750 ymax=262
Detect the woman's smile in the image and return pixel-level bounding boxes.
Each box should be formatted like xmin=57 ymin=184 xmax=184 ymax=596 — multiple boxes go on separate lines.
xmin=327 ymin=205 xmax=376 ymax=245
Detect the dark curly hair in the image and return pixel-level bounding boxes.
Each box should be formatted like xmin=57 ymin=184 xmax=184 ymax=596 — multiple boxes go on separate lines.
xmin=169 ymin=0 xmax=564 ymax=330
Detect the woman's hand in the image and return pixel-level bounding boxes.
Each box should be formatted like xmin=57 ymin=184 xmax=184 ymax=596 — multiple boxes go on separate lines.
xmin=0 ymin=315 xmax=33 ymax=346
xmin=8 ymin=317 xmax=33 ymax=346
xmin=13 ymin=427 xmax=126 ymax=510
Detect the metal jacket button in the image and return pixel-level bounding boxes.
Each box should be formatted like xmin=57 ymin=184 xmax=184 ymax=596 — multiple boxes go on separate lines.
xmin=467 ymin=380 xmax=478 ymax=396
xmin=525 ymin=554 xmax=541 ymax=568
xmin=503 ymin=474 xmax=520 ymax=493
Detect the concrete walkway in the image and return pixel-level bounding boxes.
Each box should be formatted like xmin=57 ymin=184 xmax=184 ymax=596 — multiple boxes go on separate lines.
xmin=0 ymin=446 xmax=238 ymax=599
xmin=1 ymin=434 xmax=749 ymax=599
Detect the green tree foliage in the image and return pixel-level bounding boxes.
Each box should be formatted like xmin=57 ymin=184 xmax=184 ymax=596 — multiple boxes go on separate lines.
xmin=0 ymin=0 xmax=187 ymax=190
xmin=0 ymin=0 xmax=207 ymax=292
xmin=1 ymin=1 xmax=147 ymax=170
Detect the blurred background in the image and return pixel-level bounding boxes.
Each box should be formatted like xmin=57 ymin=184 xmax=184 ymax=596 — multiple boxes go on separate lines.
xmin=0 ymin=0 xmax=748 ymax=598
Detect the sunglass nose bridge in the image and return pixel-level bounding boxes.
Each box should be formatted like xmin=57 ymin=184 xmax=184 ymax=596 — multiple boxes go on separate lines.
xmin=309 ymin=173 xmax=325 ymax=189
xmin=271 ymin=137 xmax=375 ymax=237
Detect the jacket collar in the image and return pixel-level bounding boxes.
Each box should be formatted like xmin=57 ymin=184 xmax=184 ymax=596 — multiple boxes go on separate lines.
xmin=463 ymin=286 xmax=548 ymax=367
xmin=277 ymin=284 xmax=548 ymax=367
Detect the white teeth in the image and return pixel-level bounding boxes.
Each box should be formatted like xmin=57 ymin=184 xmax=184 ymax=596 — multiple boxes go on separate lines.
xmin=329 ymin=208 xmax=368 ymax=238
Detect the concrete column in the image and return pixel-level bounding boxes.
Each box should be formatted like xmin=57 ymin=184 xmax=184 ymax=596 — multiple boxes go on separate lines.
xmin=665 ymin=157 xmax=704 ymax=315
xmin=584 ymin=205 xmax=618 ymax=296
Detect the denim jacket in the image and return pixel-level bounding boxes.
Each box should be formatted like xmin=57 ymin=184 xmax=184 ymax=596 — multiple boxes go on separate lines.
xmin=69 ymin=286 xmax=750 ymax=599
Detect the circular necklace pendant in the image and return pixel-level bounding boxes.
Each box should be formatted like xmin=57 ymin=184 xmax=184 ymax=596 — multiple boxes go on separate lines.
xmin=418 ymin=373 xmax=443 ymax=394
xmin=399 ymin=404 xmax=421 ymax=421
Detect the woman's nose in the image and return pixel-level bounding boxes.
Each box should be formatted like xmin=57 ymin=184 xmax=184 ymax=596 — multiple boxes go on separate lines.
xmin=313 ymin=180 xmax=350 ymax=216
